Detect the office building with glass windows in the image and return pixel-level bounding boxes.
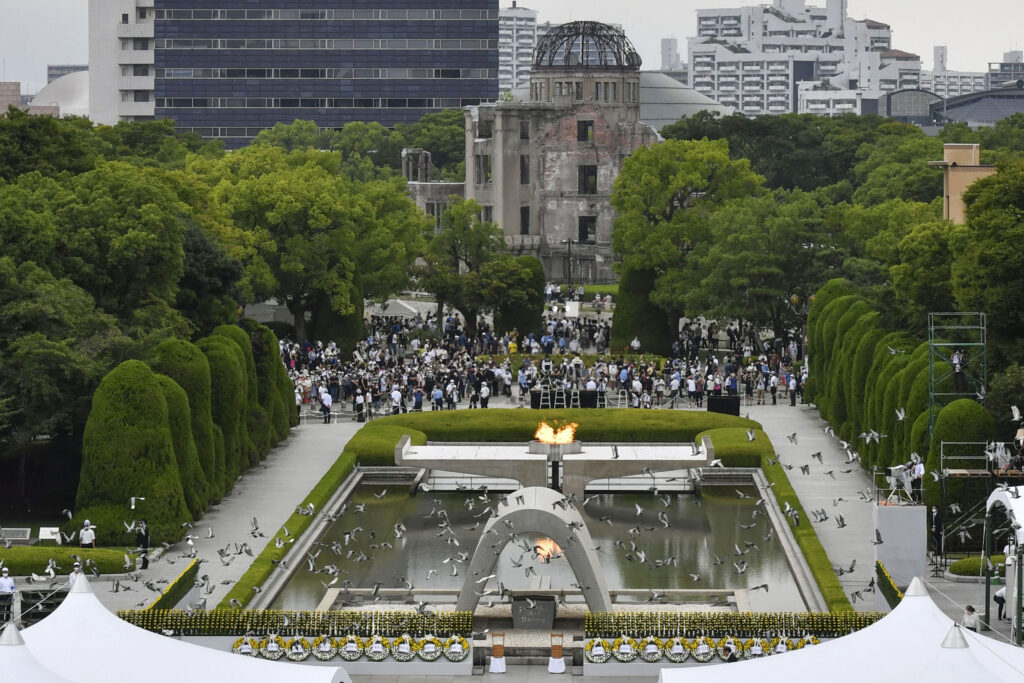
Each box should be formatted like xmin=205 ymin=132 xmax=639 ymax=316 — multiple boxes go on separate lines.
xmin=89 ymin=1 xmax=498 ymax=147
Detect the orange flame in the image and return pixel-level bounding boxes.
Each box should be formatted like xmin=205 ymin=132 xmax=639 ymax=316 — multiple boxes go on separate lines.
xmin=534 ymin=538 xmax=563 ymax=563
xmin=534 ymin=421 xmax=578 ymax=445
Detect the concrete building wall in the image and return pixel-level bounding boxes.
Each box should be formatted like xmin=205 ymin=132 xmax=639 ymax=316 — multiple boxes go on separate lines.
xmin=931 ymin=143 xmax=996 ymax=225
xmin=466 ymin=62 xmax=656 ymax=283
xmin=0 ymin=83 xmax=21 ymax=111
xmin=88 ymin=0 xmax=154 ymax=125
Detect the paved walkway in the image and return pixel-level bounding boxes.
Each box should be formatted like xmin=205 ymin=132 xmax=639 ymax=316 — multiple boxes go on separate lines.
xmin=92 ymin=422 xmax=362 ymax=611
xmin=744 ymin=401 xmax=878 ymax=611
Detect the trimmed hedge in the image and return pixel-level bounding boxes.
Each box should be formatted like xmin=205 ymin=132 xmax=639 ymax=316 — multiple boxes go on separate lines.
xmin=876 ymin=561 xmax=903 ymax=608
xmin=240 ymin=318 xmax=292 ymax=442
xmin=493 ymin=255 xmax=545 ymax=337
xmin=149 ymin=338 xmax=220 ymax=501
xmin=196 ymin=335 xmax=247 ymax=489
xmin=215 ymin=324 xmax=269 ymax=466
xmin=0 ymin=547 xmax=136 ymax=575
xmin=145 ymin=558 xmax=199 ymax=610
xmin=218 ymin=451 xmax=358 ymax=609
xmin=155 ymin=374 xmax=209 ymax=517
xmin=949 ymin=555 xmax=1006 ymax=578
xmin=610 ymin=268 xmax=672 ymax=356
xmin=75 ymin=360 xmax=191 ymax=544
xmin=347 ymin=409 xmax=760 ymax=465
xmin=924 ymin=399 xmax=996 ymax=507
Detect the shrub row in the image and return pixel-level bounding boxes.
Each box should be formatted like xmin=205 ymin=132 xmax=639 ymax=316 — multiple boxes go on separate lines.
xmin=875 ymin=561 xmax=903 ymax=609
xmin=145 ymin=559 xmax=199 ymax=611
xmin=71 ymin=319 xmax=296 ymax=545
xmin=948 ymin=554 xmax=1006 ymax=578
xmin=0 ymin=547 xmax=135 ymax=576
xmin=806 ymin=279 xmax=995 ymax=507
xmin=584 ymin=610 xmax=881 ymax=639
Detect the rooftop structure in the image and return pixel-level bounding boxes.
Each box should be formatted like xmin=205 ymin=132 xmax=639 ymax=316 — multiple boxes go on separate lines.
xmin=928 ymin=144 xmax=996 ymax=224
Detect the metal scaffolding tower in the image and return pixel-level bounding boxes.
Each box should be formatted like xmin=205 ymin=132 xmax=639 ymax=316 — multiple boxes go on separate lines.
xmin=928 ymin=312 xmax=987 ymax=434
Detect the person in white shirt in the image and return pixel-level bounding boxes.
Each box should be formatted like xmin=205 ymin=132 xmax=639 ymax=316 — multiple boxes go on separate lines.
xmin=79 ymin=521 xmax=96 ymax=548
xmin=0 ymin=567 xmax=14 ymax=595
xmin=479 ymin=382 xmax=490 ymax=409
xmin=911 ymin=460 xmax=925 ymax=503
xmin=320 ymin=390 xmax=333 ymax=423
xmin=391 ymin=387 xmax=403 ymax=415
xmin=995 ymin=585 xmax=1007 ymax=621
xmin=962 ymin=605 xmax=978 ymax=632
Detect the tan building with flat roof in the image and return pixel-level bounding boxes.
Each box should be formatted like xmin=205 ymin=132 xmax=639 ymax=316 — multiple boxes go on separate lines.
xmin=929 ymin=143 xmax=996 ymax=224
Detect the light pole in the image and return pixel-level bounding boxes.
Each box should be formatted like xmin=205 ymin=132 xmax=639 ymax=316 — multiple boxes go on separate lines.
xmin=561 ymin=238 xmax=576 ymax=293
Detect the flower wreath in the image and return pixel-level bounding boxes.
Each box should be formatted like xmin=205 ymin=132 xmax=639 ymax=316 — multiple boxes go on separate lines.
xmin=639 ymin=635 xmax=664 ymax=663
xmin=716 ymin=637 xmax=742 ymax=661
xmin=391 ymin=633 xmax=417 ymax=662
xmin=338 ymin=634 xmax=364 ymax=661
xmin=418 ymin=635 xmax=444 ymax=661
xmin=259 ymin=635 xmax=287 ymax=660
xmin=690 ymin=636 xmax=717 ymax=663
xmin=365 ymin=635 xmax=390 ymax=661
xmin=311 ymin=635 xmax=338 ymax=661
xmin=611 ymin=635 xmax=638 ymax=662
xmin=232 ymin=636 xmax=259 ymax=657
xmin=443 ymin=635 xmax=470 ymax=662
xmin=285 ymin=637 xmax=312 ymax=661
xmin=795 ymin=634 xmax=820 ymax=649
xmin=769 ymin=636 xmax=796 ymax=654
xmin=584 ymin=639 xmax=612 ymax=663
xmin=743 ymin=637 xmax=770 ymax=659
xmin=663 ymin=637 xmax=691 ymax=663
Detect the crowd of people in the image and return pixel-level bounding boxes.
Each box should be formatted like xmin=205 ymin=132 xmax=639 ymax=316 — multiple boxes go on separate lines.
xmin=279 ymin=299 xmax=807 ymax=421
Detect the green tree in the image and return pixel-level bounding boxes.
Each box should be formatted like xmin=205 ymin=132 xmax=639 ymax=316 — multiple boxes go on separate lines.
xmin=0 ymin=106 xmax=96 ymax=180
xmin=420 ymin=197 xmax=507 ymax=337
xmin=851 ymin=134 xmax=943 ymax=206
xmin=889 ymin=221 xmax=958 ymax=320
xmin=477 ymin=255 xmax=545 ymax=337
xmin=396 ymin=109 xmax=467 ymax=180
xmin=610 ymin=138 xmax=764 ymax=326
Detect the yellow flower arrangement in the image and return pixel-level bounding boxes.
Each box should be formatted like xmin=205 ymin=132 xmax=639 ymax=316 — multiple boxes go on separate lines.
xmin=663 ymin=637 xmax=690 ymax=663
xmin=231 ymin=636 xmax=259 ymax=657
xmin=418 ymin=635 xmax=444 ymax=661
xmin=768 ymin=636 xmax=796 ymax=654
xmin=259 ymin=635 xmax=286 ymax=660
xmin=390 ymin=633 xmax=416 ymax=662
xmin=584 ymin=638 xmax=612 ymax=663
xmin=443 ymin=635 xmax=470 ymax=662
xmin=611 ymin=635 xmax=638 ymax=662
xmin=794 ymin=634 xmax=820 ymax=649
xmin=365 ymin=634 xmax=390 ymax=661
xmin=743 ymin=637 xmax=770 ymax=659
xmin=311 ymin=635 xmax=337 ymax=661
xmin=715 ymin=636 xmax=743 ymax=661
xmin=285 ymin=637 xmax=312 ymax=661
xmin=639 ymin=635 xmax=664 ymax=663
xmin=690 ymin=636 xmax=717 ymax=663
xmin=338 ymin=634 xmax=364 ymax=661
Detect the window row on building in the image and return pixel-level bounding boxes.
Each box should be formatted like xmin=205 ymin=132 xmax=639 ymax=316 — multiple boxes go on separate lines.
xmin=157 ymin=96 xmax=484 ymax=109
xmin=154 ymin=8 xmax=498 ymax=21
xmin=155 ymin=38 xmax=498 ymax=50
xmin=156 ymin=67 xmax=496 ymax=80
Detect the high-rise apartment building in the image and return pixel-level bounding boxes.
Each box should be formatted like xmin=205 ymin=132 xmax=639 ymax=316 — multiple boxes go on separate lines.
xmin=90 ymin=1 xmax=498 ymax=147
xmin=687 ymin=0 xmax=920 ymax=116
xmin=919 ymin=47 xmax=986 ymax=99
xmin=498 ymin=2 xmax=538 ymax=93
xmin=988 ymin=51 xmax=1024 ymax=89
xmin=661 ymin=38 xmax=681 ymax=71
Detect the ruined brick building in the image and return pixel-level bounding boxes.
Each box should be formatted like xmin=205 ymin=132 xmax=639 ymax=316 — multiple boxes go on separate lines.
xmin=405 ymin=21 xmax=728 ymax=284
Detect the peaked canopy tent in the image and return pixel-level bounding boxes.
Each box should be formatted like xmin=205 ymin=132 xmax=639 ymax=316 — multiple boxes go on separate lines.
xmin=985 ymin=483 xmax=1024 ymax=642
xmin=659 ymin=577 xmax=1024 ymax=683
xmin=22 ymin=577 xmax=351 ymax=683
xmin=0 ymin=622 xmax=74 ymax=683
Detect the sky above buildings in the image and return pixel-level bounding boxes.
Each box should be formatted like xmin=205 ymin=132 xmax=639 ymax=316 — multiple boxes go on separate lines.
xmin=1 ymin=0 xmax=1023 ymax=95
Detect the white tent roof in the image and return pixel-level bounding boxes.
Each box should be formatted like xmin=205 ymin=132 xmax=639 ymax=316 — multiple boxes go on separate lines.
xmin=0 ymin=621 xmax=74 ymax=683
xmin=659 ymin=577 xmax=1024 ymax=683
xmin=987 ymin=485 xmax=1024 ymax=546
xmin=22 ymin=577 xmax=350 ymax=683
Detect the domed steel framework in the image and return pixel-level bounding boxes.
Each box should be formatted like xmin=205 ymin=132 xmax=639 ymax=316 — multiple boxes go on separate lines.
xmin=532 ymin=21 xmax=642 ymax=70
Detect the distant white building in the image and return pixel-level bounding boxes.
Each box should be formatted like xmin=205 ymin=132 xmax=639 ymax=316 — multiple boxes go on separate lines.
xmin=919 ymin=47 xmax=987 ymax=99
xmin=987 ymin=51 xmax=1024 ymax=90
xmin=88 ymin=0 xmax=155 ymax=125
xmin=499 ymin=2 xmax=540 ymax=93
xmin=661 ymin=38 xmax=682 ymax=71
xmin=687 ymin=0 xmax=921 ymax=116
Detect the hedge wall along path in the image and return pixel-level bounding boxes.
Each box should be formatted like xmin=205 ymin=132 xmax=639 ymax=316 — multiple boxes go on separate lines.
xmin=240 ymin=318 xmax=292 ymax=442
xmin=149 ymin=338 xmax=220 ymax=502
xmin=215 ymin=324 xmax=270 ymax=467
xmin=196 ymin=335 xmax=246 ymax=490
xmin=155 ymin=374 xmax=209 ymax=518
xmin=75 ymin=360 xmax=191 ymax=545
